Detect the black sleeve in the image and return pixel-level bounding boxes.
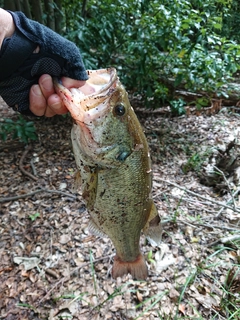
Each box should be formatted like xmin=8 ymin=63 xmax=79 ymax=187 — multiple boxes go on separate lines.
xmin=0 ymin=11 xmax=88 ymax=115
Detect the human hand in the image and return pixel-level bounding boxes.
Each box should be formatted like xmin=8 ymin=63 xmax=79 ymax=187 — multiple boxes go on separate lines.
xmin=0 ymin=10 xmax=88 ymax=116
xmin=30 ymin=74 xmax=86 ymax=117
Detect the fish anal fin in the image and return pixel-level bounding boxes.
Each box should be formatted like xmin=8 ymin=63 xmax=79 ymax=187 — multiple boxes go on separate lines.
xmin=88 ymin=219 xmax=106 ymax=237
xmin=112 ymin=254 xmax=148 ymax=280
xmin=143 ymin=201 xmax=162 ymax=246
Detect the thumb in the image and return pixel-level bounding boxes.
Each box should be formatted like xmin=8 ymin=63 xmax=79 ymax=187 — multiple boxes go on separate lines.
xmin=61 ymin=76 xmax=96 ymax=95
xmin=61 ymin=77 xmax=86 ymax=88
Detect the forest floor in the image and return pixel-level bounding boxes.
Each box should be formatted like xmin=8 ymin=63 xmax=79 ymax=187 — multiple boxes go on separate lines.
xmin=0 ymin=98 xmax=240 ymax=320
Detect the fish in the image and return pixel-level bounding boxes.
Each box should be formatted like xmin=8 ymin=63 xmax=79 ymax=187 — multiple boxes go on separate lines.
xmin=54 ymin=68 xmax=162 ymax=280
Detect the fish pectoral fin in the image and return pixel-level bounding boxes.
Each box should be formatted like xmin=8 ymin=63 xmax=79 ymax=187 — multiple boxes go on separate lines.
xmin=72 ymin=170 xmax=82 ymax=193
xmin=88 ymin=218 xmax=106 ymax=237
xmin=82 ymin=170 xmax=98 ymax=210
xmin=143 ymin=201 xmax=162 ymax=246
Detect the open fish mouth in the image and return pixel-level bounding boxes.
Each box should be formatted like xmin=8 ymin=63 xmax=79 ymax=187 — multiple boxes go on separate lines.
xmin=83 ymin=68 xmax=118 ymax=100
xmin=54 ymin=68 xmax=118 ymax=123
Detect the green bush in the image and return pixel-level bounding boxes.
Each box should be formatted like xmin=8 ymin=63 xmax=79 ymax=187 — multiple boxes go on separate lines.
xmin=0 ymin=116 xmax=37 ymax=144
xmin=62 ymin=0 xmax=240 ymax=107
xmin=170 ymin=99 xmax=186 ymax=116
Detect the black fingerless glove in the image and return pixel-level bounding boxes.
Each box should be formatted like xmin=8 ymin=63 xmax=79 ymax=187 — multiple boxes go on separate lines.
xmin=0 ymin=11 xmax=88 ymax=115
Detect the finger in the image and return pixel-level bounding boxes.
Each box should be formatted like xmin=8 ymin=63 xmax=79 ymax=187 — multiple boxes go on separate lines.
xmin=0 ymin=9 xmax=15 ymax=42
xmin=62 ymin=77 xmax=95 ymax=95
xmin=29 ymin=84 xmax=47 ymax=116
xmin=61 ymin=76 xmax=86 ymax=88
xmin=44 ymin=106 xmax=57 ymax=117
xmin=47 ymin=93 xmax=68 ymax=115
xmin=38 ymin=74 xmax=55 ymax=99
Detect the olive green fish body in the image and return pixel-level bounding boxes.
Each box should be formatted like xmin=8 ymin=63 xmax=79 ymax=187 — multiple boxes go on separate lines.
xmin=54 ymin=68 xmax=162 ymax=279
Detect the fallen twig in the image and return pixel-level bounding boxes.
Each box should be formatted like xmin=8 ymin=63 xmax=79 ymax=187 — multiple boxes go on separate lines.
xmin=40 ymin=188 xmax=77 ymax=199
xmin=30 ymin=159 xmax=37 ymax=176
xmin=207 ymin=234 xmax=240 ymax=247
xmin=216 ymin=187 xmax=240 ymax=218
xmin=0 ymin=188 xmax=77 ymax=203
xmin=19 ymin=145 xmax=38 ymax=181
xmin=154 ymin=178 xmax=240 ymax=214
xmin=178 ymin=219 xmax=240 ymax=232
xmin=171 ymin=195 xmax=217 ymax=210
xmin=213 ymin=166 xmax=236 ymax=209
xmin=0 ymin=189 xmax=42 ymax=202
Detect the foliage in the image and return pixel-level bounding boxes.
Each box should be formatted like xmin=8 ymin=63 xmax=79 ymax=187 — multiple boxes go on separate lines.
xmin=2 ymin=0 xmax=64 ymax=32
xmin=61 ymin=0 xmax=240 ymax=108
xmin=146 ymin=250 xmax=155 ymax=264
xmin=194 ymin=97 xmax=210 ymax=111
xmin=2 ymin=0 xmax=240 ymax=110
xmin=28 ymin=212 xmax=40 ymax=222
xmin=182 ymin=149 xmax=211 ymax=174
xmin=169 ymin=99 xmax=186 ymax=116
xmin=222 ymin=0 xmax=240 ymax=43
xmin=0 ymin=115 xmax=37 ymax=144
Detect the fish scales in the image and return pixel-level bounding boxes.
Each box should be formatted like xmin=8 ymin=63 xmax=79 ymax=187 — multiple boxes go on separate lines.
xmin=93 ymin=154 xmax=151 ymax=254
xmin=54 ymin=68 xmax=162 ymax=280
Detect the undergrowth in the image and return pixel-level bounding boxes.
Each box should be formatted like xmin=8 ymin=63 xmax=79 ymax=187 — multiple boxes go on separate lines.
xmin=0 ymin=115 xmax=37 ymax=144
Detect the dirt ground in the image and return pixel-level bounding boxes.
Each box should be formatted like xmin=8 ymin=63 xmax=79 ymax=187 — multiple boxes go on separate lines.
xmin=0 ymin=98 xmax=240 ymax=320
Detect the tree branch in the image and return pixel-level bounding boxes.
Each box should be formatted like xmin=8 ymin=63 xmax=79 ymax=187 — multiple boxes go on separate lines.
xmin=154 ymin=177 xmax=240 ymax=214
xmin=19 ymin=145 xmax=38 ymax=181
xmin=0 ymin=188 xmax=77 ymax=203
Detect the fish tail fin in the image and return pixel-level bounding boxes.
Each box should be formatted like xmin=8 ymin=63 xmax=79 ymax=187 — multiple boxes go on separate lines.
xmin=143 ymin=201 xmax=162 ymax=246
xmin=112 ymin=254 xmax=148 ymax=280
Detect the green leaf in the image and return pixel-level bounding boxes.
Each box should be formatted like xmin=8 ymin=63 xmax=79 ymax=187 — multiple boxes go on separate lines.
xmin=28 ymin=212 xmax=40 ymax=222
xmin=0 ymin=116 xmax=37 ymax=144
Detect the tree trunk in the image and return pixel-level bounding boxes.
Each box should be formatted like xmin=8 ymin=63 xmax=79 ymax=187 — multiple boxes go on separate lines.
xmin=159 ymin=75 xmax=240 ymax=106
xmin=21 ymin=0 xmax=32 ymax=19
xmin=14 ymin=0 xmax=21 ymax=11
xmin=3 ymin=0 xmax=16 ymax=11
xmin=54 ymin=0 xmax=64 ymax=34
xmin=175 ymin=83 xmax=240 ymax=107
xmin=31 ymin=0 xmax=43 ymax=23
xmin=44 ymin=0 xmax=55 ymax=30
xmin=82 ymin=0 xmax=88 ymax=18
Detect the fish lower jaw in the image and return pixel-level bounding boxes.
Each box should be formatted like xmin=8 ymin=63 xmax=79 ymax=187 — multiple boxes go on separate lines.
xmin=112 ymin=253 xmax=148 ymax=280
xmin=82 ymin=101 xmax=110 ymax=123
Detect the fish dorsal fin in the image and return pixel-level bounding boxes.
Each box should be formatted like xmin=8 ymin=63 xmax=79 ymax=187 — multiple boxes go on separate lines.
xmin=143 ymin=201 xmax=162 ymax=246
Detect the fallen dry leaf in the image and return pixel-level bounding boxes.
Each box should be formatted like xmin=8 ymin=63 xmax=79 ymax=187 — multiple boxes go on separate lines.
xmin=13 ymin=257 xmax=40 ymax=271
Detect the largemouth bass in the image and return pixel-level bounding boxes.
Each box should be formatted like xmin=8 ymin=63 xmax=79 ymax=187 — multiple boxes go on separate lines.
xmin=54 ymin=68 xmax=162 ymax=280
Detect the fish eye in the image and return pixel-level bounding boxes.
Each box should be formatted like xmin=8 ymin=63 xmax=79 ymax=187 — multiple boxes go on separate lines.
xmin=114 ymin=104 xmax=125 ymax=116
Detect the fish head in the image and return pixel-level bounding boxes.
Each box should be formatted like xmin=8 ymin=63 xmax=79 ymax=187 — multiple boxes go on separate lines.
xmin=54 ymin=68 xmax=141 ymax=166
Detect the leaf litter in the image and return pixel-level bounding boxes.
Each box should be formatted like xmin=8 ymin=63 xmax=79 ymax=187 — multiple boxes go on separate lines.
xmin=0 ymin=98 xmax=240 ymax=319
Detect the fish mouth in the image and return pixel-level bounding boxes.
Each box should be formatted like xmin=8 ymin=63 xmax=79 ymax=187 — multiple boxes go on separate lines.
xmin=72 ymin=68 xmax=117 ymax=114
xmin=84 ymin=68 xmax=118 ymax=98
xmin=55 ymin=68 xmax=118 ymax=123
